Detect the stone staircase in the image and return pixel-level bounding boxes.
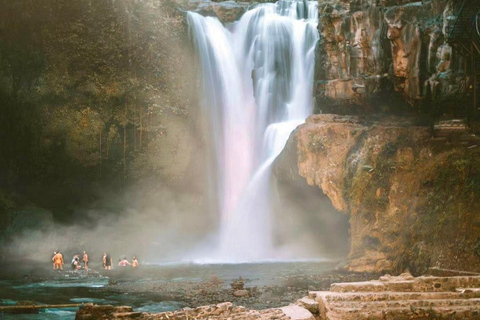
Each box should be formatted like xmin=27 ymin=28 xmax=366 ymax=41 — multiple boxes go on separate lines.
xmin=301 ymin=273 xmax=480 ymax=320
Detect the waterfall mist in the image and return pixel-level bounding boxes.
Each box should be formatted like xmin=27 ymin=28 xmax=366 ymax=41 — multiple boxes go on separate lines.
xmin=188 ymin=0 xmax=321 ymax=262
xmin=1 ymin=182 xmax=213 ymax=265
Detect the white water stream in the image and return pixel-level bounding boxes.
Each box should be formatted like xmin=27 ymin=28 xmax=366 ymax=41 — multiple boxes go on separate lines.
xmin=188 ymin=0 xmax=319 ymax=261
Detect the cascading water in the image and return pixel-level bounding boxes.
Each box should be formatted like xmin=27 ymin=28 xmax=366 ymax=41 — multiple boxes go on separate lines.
xmin=188 ymin=0 xmax=319 ymax=262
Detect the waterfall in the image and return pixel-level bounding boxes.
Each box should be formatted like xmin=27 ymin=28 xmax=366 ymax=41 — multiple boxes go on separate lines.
xmin=188 ymin=0 xmax=319 ymax=262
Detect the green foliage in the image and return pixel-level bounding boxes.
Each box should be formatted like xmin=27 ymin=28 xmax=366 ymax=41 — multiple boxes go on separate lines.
xmin=348 ymin=140 xmax=398 ymax=217
xmin=307 ymin=134 xmax=327 ymax=154
xmin=420 ymin=148 xmax=480 ymax=245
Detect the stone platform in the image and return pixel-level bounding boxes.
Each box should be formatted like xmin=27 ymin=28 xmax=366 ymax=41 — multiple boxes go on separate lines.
xmin=309 ymin=273 xmax=480 ymax=320
xmin=75 ymin=274 xmax=480 ymax=320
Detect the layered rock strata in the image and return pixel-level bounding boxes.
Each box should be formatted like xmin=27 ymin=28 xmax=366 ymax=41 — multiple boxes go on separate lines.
xmin=315 ymin=0 xmax=470 ymax=116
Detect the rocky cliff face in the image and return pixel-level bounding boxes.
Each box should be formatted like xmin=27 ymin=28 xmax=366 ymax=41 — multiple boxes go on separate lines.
xmin=0 ymin=0 xmax=205 ymax=215
xmin=277 ymin=114 xmax=480 ymax=274
xmin=315 ymin=0 xmax=470 ymax=116
xmin=287 ymin=0 xmax=480 ymax=274
xmin=273 ymin=0 xmax=480 ymax=274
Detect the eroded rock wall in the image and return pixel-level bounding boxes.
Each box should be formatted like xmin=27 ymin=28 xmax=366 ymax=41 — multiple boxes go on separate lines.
xmin=315 ymin=0 xmax=469 ymax=115
xmin=279 ymin=114 xmax=480 ymax=274
xmin=0 ymin=0 xmax=204 ymax=212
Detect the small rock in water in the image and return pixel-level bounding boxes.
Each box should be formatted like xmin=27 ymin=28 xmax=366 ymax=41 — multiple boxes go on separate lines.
xmin=209 ymin=275 xmax=223 ymax=286
xmin=230 ymin=277 xmax=244 ymax=290
xmin=233 ymin=289 xmax=249 ymax=297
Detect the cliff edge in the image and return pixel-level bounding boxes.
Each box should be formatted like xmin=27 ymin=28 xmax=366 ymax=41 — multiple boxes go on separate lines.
xmin=277 ymin=114 xmax=480 ymax=274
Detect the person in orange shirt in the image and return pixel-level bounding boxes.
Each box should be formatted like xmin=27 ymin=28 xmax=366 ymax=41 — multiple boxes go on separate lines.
xmin=52 ymin=251 xmax=64 ymax=270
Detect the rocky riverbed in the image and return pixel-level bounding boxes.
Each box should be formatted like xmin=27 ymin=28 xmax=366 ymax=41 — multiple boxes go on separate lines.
xmin=100 ymin=267 xmax=376 ymax=310
xmin=76 ymin=273 xmax=480 ymax=320
xmin=0 ymin=261 xmax=376 ymax=319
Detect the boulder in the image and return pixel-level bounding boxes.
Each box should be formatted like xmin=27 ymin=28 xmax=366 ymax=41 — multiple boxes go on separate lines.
xmin=233 ymin=289 xmax=250 ymax=297
xmin=280 ymin=305 xmax=315 ymax=320
xmin=194 ymin=1 xmax=247 ymax=24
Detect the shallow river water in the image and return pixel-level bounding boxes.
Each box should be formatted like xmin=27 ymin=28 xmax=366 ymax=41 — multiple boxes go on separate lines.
xmin=0 ymin=261 xmax=340 ymax=320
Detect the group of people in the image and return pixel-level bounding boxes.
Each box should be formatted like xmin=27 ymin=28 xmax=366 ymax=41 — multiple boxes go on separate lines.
xmin=101 ymin=252 xmax=139 ymax=270
xmin=71 ymin=251 xmax=89 ymax=270
xmin=51 ymin=251 xmax=138 ymax=271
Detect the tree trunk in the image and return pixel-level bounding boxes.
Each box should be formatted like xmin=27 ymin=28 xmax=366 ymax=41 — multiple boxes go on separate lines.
xmin=99 ymin=131 xmax=102 ymax=161
xmin=133 ymin=104 xmax=137 ymax=152
xmin=140 ymin=108 xmax=143 ymax=150
xmin=99 ymin=131 xmax=102 ymax=176
xmin=124 ymin=104 xmax=127 ymax=186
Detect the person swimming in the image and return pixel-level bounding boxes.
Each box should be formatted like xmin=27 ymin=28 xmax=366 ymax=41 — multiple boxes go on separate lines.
xmin=118 ymin=258 xmax=131 ymax=267
xmin=131 ymin=256 xmax=138 ymax=268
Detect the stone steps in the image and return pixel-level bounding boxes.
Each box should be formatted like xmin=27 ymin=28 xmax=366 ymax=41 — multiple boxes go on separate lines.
xmin=327 ymin=298 xmax=480 ymax=309
xmin=307 ymin=274 xmax=480 ymax=320
xmin=310 ymin=290 xmax=480 ymax=302
xmin=327 ymin=306 xmax=480 ymax=320
xmin=328 ymin=274 xmax=480 ymax=293
xmin=458 ymin=288 xmax=480 ymax=293
xmin=317 ymin=297 xmax=480 ymax=320
xmin=296 ymin=297 xmax=318 ymax=314
xmin=280 ymin=305 xmax=315 ymax=320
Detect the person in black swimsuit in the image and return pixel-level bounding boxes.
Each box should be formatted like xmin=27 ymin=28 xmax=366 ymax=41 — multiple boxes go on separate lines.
xmin=103 ymin=252 xmax=112 ymax=270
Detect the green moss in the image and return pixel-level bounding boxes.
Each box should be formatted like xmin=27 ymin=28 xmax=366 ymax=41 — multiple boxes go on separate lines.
xmin=307 ymin=133 xmax=327 ymax=154
xmin=347 ymin=141 xmax=398 ymax=215
xmin=420 ymin=148 xmax=480 ymax=244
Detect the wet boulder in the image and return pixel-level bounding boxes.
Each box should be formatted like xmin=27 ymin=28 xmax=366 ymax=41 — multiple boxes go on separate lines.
xmin=233 ymin=289 xmax=250 ymax=297
xmin=193 ymin=1 xmax=247 ymax=23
